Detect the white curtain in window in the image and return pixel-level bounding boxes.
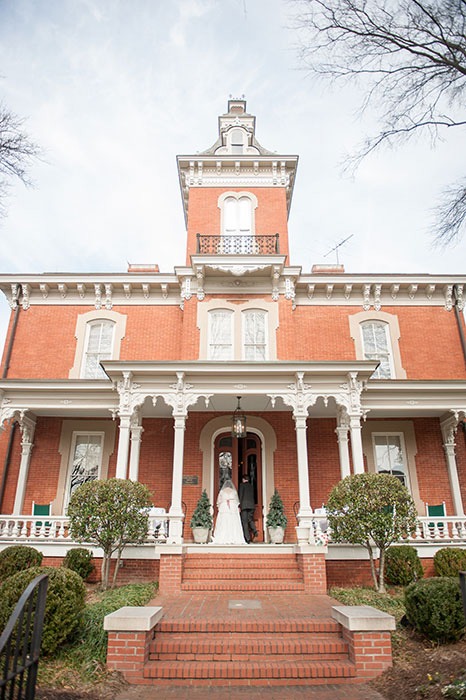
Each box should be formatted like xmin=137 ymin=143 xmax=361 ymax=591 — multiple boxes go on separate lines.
xmin=361 ymin=321 xmax=392 ymax=378
xmin=243 ymin=309 xmax=267 ymax=360
xmin=83 ymin=321 xmax=114 ymax=378
xmin=373 ymin=435 xmax=407 ymax=486
xmin=69 ymin=434 xmax=103 ymax=498
xmin=208 ymin=310 xmax=233 ymax=360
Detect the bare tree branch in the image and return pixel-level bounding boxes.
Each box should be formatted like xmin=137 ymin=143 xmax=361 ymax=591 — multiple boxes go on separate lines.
xmin=0 ymin=102 xmax=41 ymax=218
xmin=291 ymin=0 xmax=466 ymax=245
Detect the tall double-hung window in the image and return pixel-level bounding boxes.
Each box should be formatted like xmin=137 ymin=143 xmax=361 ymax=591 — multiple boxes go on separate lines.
xmin=373 ymin=434 xmax=409 ymax=488
xmin=82 ymin=321 xmax=115 ymax=379
xmin=361 ymin=321 xmax=393 ymax=378
xmin=67 ymin=433 xmax=104 ymax=504
xmin=208 ymin=309 xmax=234 ymax=360
xmin=223 ymin=196 xmax=252 ymax=236
xmin=242 ymin=309 xmax=267 ymax=360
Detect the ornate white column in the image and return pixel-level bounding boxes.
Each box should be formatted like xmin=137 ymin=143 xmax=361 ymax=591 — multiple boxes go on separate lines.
xmin=13 ymin=413 xmax=36 ymax=515
xmin=164 ymin=372 xmax=212 ymax=544
xmin=115 ymin=414 xmax=131 ymax=479
xmin=349 ymin=415 xmax=365 ymax=474
xmin=335 ymin=407 xmax=351 ymax=480
xmin=441 ymin=412 xmax=465 ymax=517
xmin=294 ymin=412 xmax=313 ymax=526
xmin=269 ymin=373 xmax=315 ymax=527
xmin=128 ymin=410 xmax=144 ymax=482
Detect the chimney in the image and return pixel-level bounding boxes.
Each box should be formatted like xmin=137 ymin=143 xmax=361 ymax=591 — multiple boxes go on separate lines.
xmin=311 ymin=264 xmax=345 ymax=274
xmin=127 ymin=264 xmax=159 ymax=273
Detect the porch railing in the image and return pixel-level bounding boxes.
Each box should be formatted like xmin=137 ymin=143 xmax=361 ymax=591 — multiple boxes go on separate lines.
xmin=196 ymin=233 xmax=280 ymax=255
xmin=311 ymin=515 xmax=466 ymax=544
xmin=0 ymin=515 xmax=173 ymax=544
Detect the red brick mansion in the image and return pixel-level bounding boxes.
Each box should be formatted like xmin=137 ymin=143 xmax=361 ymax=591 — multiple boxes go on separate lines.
xmin=0 ymin=98 xmax=466 ymax=590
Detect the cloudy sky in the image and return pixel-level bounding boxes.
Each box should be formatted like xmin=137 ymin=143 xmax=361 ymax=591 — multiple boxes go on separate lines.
xmin=0 ymin=0 xmax=464 ymax=348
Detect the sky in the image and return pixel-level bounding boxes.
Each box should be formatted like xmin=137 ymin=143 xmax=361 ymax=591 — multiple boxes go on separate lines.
xmin=0 ymin=0 xmax=464 ymax=350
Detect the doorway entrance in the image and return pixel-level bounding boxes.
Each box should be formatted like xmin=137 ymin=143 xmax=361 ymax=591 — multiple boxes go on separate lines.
xmin=214 ymin=431 xmax=264 ymax=541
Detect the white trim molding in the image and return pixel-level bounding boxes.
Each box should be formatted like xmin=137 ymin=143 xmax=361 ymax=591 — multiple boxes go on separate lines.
xmin=349 ymin=310 xmax=407 ymax=379
xmin=69 ymin=309 xmax=127 ymax=379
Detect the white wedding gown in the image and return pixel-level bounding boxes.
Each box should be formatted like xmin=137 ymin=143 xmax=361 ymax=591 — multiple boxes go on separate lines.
xmin=212 ymin=489 xmax=246 ymax=545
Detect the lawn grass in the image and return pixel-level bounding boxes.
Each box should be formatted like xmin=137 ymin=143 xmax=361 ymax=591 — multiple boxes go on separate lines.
xmin=329 ymin=585 xmax=406 ymax=622
xmin=37 ymin=582 xmax=157 ymax=689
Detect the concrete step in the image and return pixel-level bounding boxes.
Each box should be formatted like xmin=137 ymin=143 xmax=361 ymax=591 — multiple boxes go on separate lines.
xmin=143 ymin=659 xmax=358 ymax=681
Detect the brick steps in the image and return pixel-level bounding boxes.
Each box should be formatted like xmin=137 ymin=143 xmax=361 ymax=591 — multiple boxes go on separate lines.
xmin=157 ymin=619 xmax=339 ymax=634
xmin=182 ymin=569 xmax=302 ymax=580
xmin=143 ymin=659 xmax=357 ymax=681
xmin=151 ymin=636 xmax=349 ymax=660
xmin=181 ymin=581 xmax=305 ymax=592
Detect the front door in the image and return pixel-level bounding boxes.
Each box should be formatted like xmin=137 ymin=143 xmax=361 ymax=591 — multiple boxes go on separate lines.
xmin=214 ymin=431 xmax=263 ymax=541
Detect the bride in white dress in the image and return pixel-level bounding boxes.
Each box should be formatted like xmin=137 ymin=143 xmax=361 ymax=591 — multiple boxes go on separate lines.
xmin=212 ymin=479 xmax=246 ymax=545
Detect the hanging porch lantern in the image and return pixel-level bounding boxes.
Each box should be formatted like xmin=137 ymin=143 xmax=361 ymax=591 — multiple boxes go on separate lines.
xmin=232 ymin=396 xmax=247 ymax=439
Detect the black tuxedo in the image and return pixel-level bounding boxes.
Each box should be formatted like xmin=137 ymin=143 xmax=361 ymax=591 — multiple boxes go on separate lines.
xmin=239 ymin=481 xmax=257 ymax=542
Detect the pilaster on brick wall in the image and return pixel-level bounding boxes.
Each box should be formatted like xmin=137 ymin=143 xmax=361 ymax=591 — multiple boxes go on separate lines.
xmin=158 ymin=550 xmax=184 ymax=594
xmin=295 ymin=546 xmax=327 ymax=593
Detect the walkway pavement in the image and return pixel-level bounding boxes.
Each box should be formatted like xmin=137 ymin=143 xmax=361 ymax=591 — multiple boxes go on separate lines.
xmin=115 ymin=683 xmax=386 ymax=699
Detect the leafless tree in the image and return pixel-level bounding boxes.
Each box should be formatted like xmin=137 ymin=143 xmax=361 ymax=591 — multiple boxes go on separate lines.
xmin=0 ymin=103 xmax=40 ymax=217
xmin=291 ymin=0 xmax=466 ymax=246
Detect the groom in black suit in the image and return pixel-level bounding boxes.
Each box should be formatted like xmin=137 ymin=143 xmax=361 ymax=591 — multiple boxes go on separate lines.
xmin=239 ymin=475 xmax=258 ymax=543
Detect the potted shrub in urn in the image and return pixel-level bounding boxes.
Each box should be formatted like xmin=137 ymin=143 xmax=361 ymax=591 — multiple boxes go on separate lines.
xmin=190 ymin=490 xmax=213 ymax=543
xmin=266 ymin=489 xmax=288 ymax=544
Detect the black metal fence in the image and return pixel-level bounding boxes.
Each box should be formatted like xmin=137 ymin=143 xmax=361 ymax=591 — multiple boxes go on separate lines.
xmin=196 ymin=233 xmax=280 ymax=255
xmin=0 ymin=574 xmax=48 ymax=700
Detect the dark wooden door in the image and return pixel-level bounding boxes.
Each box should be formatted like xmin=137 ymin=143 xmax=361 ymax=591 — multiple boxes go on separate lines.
xmin=213 ymin=431 xmax=263 ymax=540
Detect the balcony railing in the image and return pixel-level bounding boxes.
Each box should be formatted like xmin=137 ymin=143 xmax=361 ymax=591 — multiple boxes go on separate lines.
xmin=196 ymin=233 xmax=279 ymax=255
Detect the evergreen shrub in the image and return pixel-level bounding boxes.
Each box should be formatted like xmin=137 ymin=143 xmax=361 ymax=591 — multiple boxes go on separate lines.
xmin=62 ymin=547 xmax=95 ymax=580
xmin=433 ymin=548 xmax=466 ymax=577
xmin=266 ymin=489 xmax=288 ymax=528
xmin=0 ymin=545 xmax=43 ymax=582
xmin=190 ymin=490 xmax=213 ymax=529
xmin=0 ymin=566 xmax=85 ymax=655
xmin=404 ymin=577 xmax=465 ymax=642
xmin=385 ymin=545 xmax=424 ymax=586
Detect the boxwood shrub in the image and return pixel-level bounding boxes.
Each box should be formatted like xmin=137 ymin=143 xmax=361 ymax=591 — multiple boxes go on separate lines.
xmin=62 ymin=548 xmax=94 ymax=580
xmin=0 ymin=545 xmax=43 ymax=582
xmin=433 ymin=548 xmax=466 ymax=577
xmin=385 ymin=545 xmax=424 ymax=586
xmin=404 ymin=577 xmax=465 ymax=642
xmin=0 ymin=566 xmax=85 ymax=655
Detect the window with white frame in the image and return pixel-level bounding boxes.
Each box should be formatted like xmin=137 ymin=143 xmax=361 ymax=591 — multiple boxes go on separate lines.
xmin=373 ymin=434 xmax=409 ymax=488
xmin=242 ymin=309 xmax=268 ymax=360
xmin=208 ymin=309 xmax=234 ymax=360
xmin=361 ymin=321 xmax=394 ymax=378
xmin=82 ymin=321 xmax=115 ymax=379
xmin=223 ymin=196 xmax=253 ymax=236
xmin=66 ymin=433 xmax=104 ymax=504
xmin=231 ymin=129 xmax=245 ymax=154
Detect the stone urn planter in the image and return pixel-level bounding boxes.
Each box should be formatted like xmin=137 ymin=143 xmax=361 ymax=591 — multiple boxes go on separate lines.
xmin=268 ymin=526 xmax=285 ymax=544
xmin=295 ymin=525 xmax=310 ymax=544
xmin=192 ymin=526 xmax=210 ymax=544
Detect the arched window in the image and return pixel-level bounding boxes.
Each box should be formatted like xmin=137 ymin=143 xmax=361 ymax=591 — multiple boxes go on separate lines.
xmin=361 ymin=321 xmax=393 ymax=378
xmin=208 ymin=309 xmax=234 ymax=360
xmin=82 ymin=320 xmax=115 ymax=379
xmin=242 ymin=309 xmax=268 ymax=360
xmin=231 ymin=129 xmax=245 ymax=154
xmin=223 ymin=196 xmax=252 ymax=236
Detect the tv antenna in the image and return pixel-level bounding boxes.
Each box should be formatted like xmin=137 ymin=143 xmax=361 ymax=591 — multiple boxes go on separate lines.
xmin=324 ymin=234 xmax=353 ymax=265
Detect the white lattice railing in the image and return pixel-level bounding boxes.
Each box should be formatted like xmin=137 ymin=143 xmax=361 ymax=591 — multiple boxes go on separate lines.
xmin=311 ymin=515 xmax=466 ymax=544
xmin=0 ymin=515 xmax=172 ymax=543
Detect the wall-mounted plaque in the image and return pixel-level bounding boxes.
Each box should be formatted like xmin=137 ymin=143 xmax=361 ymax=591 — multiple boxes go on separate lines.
xmin=182 ymin=475 xmax=199 ymax=485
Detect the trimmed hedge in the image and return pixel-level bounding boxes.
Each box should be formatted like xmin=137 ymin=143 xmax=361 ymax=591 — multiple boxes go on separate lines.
xmin=62 ymin=548 xmax=94 ymax=580
xmin=0 ymin=545 xmax=43 ymax=582
xmin=404 ymin=577 xmax=465 ymax=642
xmin=385 ymin=545 xmax=424 ymax=586
xmin=434 ymin=548 xmax=466 ymax=577
xmin=0 ymin=566 xmax=85 ymax=655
